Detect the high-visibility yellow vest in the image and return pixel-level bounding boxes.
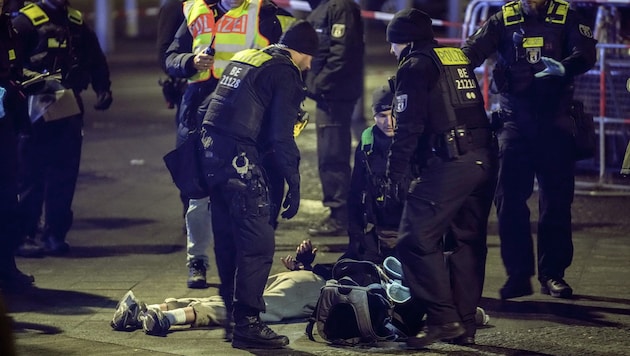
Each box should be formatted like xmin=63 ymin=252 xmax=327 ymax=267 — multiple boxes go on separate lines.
xmin=212 ymin=0 xmax=269 ymax=79
xmin=184 ymin=0 xmax=217 ymax=83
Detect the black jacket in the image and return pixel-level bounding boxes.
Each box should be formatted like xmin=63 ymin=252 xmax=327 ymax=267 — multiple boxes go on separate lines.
xmin=157 ymin=0 xmax=185 ymax=72
xmin=11 ymin=1 xmax=111 ymax=93
xmin=305 ymin=0 xmax=364 ymax=102
xmin=0 ymin=13 xmax=27 ymax=132
xmin=462 ymin=0 xmax=596 ymax=94
xmin=202 ymin=46 xmax=304 ymax=182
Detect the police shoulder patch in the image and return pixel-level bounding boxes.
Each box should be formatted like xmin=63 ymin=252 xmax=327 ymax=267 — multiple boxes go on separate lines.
xmin=331 ymin=23 xmax=346 ymax=38
xmin=579 ymin=24 xmax=593 ymax=39
xmin=395 ymin=94 xmax=408 ymax=113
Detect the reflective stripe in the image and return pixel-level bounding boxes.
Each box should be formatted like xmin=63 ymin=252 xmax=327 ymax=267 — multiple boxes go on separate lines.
xmin=212 ymin=0 xmax=267 ymax=79
xmin=19 ymin=3 xmax=49 ymax=26
xmin=67 ymin=7 xmax=83 ymax=25
xmin=185 ymin=0 xmax=216 ymax=83
xmin=19 ymin=4 xmax=83 ymax=26
xmin=231 ymin=48 xmax=272 ymax=67
xmin=502 ymin=1 xmax=523 ymax=26
xmin=277 ymin=15 xmax=296 ymax=32
xmin=545 ymin=0 xmax=568 ymax=24
xmin=503 ymin=0 xmax=568 ymax=27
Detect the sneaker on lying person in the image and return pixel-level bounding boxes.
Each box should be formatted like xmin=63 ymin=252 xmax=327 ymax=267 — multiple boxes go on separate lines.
xmin=111 ymin=290 xmax=147 ymax=331
xmin=143 ymin=309 xmax=172 ymax=335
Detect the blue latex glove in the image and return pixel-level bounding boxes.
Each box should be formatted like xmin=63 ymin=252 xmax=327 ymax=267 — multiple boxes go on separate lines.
xmin=0 ymin=86 xmax=6 ymax=119
xmin=534 ymin=57 xmax=566 ymax=78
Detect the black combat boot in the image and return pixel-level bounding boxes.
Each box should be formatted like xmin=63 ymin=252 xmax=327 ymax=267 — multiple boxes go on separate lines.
xmin=232 ymin=315 xmax=289 ymax=349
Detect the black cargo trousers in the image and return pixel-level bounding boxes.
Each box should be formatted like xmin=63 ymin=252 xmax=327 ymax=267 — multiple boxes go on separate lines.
xmin=397 ymin=144 xmax=497 ymax=339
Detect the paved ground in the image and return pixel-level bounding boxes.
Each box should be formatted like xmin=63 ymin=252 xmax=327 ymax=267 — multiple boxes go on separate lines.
xmin=4 ymin=27 xmax=630 ymax=356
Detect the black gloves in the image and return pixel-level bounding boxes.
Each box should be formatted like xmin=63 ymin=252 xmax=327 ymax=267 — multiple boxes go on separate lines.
xmin=281 ymin=174 xmax=300 ymax=219
xmin=384 ymin=175 xmax=409 ymax=207
xmin=94 ymin=90 xmax=113 ymax=111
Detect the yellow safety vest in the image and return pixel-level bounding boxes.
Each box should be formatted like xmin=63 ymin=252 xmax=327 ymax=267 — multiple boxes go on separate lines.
xmin=277 ymin=14 xmax=296 ymax=33
xmin=184 ymin=0 xmax=217 ymax=83
xmin=212 ymin=0 xmax=269 ymax=79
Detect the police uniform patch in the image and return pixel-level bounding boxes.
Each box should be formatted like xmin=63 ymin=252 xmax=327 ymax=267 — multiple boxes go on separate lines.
xmin=395 ymin=94 xmax=407 ymax=113
xmin=526 ymin=47 xmax=541 ymax=64
xmin=331 ymin=24 xmax=345 ymax=38
xmin=579 ymin=24 xmax=593 ymax=38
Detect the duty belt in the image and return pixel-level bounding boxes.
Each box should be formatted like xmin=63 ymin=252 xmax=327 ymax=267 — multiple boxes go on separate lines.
xmin=434 ymin=127 xmax=493 ymax=160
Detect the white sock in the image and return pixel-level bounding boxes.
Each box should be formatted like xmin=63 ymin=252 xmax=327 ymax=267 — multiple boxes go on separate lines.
xmin=165 ymin=308 xmax=187 ymax=325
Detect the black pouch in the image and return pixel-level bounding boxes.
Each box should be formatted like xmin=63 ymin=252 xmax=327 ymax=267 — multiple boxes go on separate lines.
xmin=569 ymin=100 xmax=596 ymax=161
xmin=163 ymin=130 xmax=208 ymax=198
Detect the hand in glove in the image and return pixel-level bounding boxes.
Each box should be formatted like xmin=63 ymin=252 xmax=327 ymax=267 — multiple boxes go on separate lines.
xmin=383 ymin=175 xmax=409 ymax=207
xmin=281 ymin=174 xmax=300 ymax=219
xmin=94 ymin=90 xmax=113 ymax=110
xmin=534 ymin=57 xmax=565 ymax=78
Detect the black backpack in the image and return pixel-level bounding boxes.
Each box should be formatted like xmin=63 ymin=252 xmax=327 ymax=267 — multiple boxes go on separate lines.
xmin=306 ymin=259 xmax=396 ymax=345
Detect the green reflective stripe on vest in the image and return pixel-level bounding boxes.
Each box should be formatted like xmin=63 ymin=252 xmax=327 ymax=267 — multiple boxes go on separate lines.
xmin=20 ymin=3 xmax=49 ymax=26
xmin=277 ymin=15 xmax=296 ymax=32
xmin=185 ymin=0 xmax=216 ymax=83
xmin=212 ymin=0 xmax=266 ymax=79
xmin=360 ymin=126 xmax=375 ymax=154
xmin=67 ymin=7 xmax=83 ymax=25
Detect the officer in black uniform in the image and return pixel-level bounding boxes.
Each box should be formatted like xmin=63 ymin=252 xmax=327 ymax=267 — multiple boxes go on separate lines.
xmin=165 ymin=0 xmax=287 ymax=289
xmin=157 ymin=0 xmax=186 ymax=114
xmin=199 ymin=20 xmax=318 ymax=349
xmin=346 ymin=86 xmax=402 ymax=263
xmin=12 ymin=0 xmax=112 ymax=255
xmin=0 ymin=0 xmax=34 ymax=290
xmin=386 ymin=9 xmax=498 ymax=347
xmin=305 ymin=0 xmax=364 ymax=236
xmin=462 ymin=0 xmax=597 ymax=300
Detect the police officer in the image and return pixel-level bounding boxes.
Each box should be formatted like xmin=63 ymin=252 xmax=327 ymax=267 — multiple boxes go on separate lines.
xmin=462 ymin=0 xmax=597 ymax=300
xmin=199 ymin=20 xmax=318 ymax=349
xmin=346 ymin=86 xmax=402 ymax=263
xmin=164 ymin=0 xmax=287 ymax=289
xmin=305 ymin=0 xmax=364 ymax=236
xmin=0 ymin=0 xmax=34 ymax=290
xmin=12 ymin=0 xmax=112 ymax=255
xmin=386 ymin=9 xmax=498 ymax=347
xmin=157 ymin=0 xmax=186 ymax=114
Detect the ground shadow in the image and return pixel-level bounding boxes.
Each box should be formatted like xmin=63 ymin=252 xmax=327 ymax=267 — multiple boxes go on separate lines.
xmin=481 ymin=296 xmax=630 ymax=328
xmin=72 ymin=217 xmax=155 ymax=230
xmin=10 ymin=320 xmax=62 ymax=335
xmin=4 ymin=287 xmax=114 ymax=315
xmin=59 ymin=244 xmax=184 ymax=258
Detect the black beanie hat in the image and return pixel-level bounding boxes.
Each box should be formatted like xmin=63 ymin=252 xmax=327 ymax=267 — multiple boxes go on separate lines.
xmin=279 ymin=20 xmax=319 ymax=56
xmin=386 ymin=8 xmax=434 ymax=44
xmin=372 ymin=86 xmax=394 ymax=115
